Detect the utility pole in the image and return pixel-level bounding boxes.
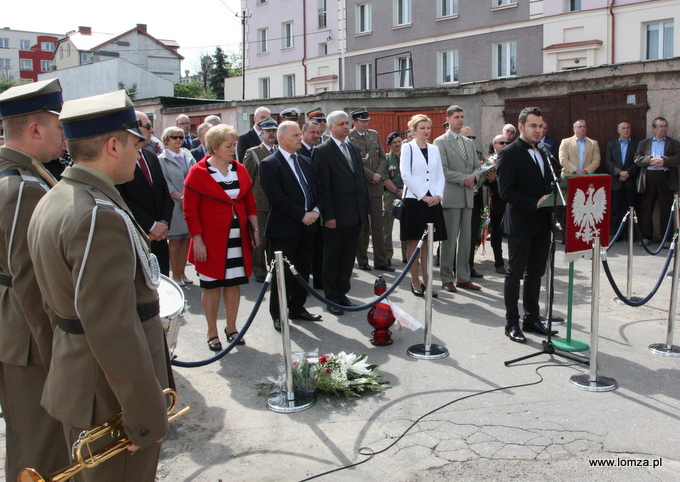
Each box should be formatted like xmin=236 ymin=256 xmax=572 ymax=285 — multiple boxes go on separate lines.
xmin=237 ymin=9 xmax=252 ymax=100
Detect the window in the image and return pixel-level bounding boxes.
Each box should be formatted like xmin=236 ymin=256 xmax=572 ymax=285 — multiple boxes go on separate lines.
xmin=282 ymin=22 xmax=294 ymax=49
xmin=283 ymin=74 xmax=296 ymax=97
xmin=394 ymin=0 xmax=412 ymax=26
xmin=318 ymin=42 xmax=328 ymax=56
xmin=357 ymin=3 xmax=372 ymax=34
xmin=566 ymin=0 xmax=581 ymax=11
xmin=318 ymin=0 xmax=327 ymax=28
xmin=495 ymin=41 xmax=517 ymax=78
xmin=496 ymin=0 xmax=516 ymax=5
xmin=396 ymin=57 xmax=412 ymax=88
xmin=0 ymin=59 xmax=10 ymax=69
xmin=81 ymin=52 xmax=92 ymax=64
xmin=259 ymin=77 xmax=270 ymax=98
xmin=67 ymin=44 xmax=71 ymax=57
xmin=439 ymin=50 xmax=459 ymax=84
xmin=20 ymin=59 xmax=32 ymax=70
xmin=358 ymin=63 xmax=372 ymax=90
xmin=0 ymin=38 xmax=8 ymax=49
xmin=439 ymin=0 xmax=458 ymax=17
xmin=41 ymin=42 xmax=55 ymax=51
xmin=646 ymin=21 xmax=674 ymax=60
xmin=41 ymin=60 xmax=53 ymax=72
xmin=20 ymin=39 xmax=31 ymax=50
xmin=257 ymin=0 xmax=266 ymax=3
xmin=258 ymin=28 xmax=269 ymax=54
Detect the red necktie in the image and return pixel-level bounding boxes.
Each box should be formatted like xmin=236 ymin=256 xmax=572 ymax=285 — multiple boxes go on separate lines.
xmin=138 ymin=151 xmax=153 ymax=186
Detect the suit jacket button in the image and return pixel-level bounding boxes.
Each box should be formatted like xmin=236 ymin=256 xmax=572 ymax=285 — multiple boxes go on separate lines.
xmin=140 ymin=429 xmax=149 ymax=436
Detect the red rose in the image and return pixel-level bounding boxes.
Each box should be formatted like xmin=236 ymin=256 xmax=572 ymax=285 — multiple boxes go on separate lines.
xmin=325 ymin=368 xmax=331 ymax=374
xmin=318 ymin=355 xmax=328 ymax=363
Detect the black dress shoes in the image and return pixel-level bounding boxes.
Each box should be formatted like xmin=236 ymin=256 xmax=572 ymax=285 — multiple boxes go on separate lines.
xmin=289 ymin=310 xmax=322 ymax=321
xmin=327 ymin=304 xmax=344 ymax=315
xmin=505 ymin=325 xmax=526 ymax=343
xmin=375 ymin=265 xmax=396 ymax=272
xmin=470 ymin=268 xmax=484 ymax=279
xmin=421 ymin=283 xmax=438 ymax=298
xmin=358 ymin=263 xmax=372 ymax=271
xmin=522 ymin=321 xmax=558 ymax=336
xmin=340 ymin=297 xmax=357 ymax=307
xmin=411 ymin=284 xmax=424 ymax=297
xmin=272 ymin=318 xmax=281 ymax=332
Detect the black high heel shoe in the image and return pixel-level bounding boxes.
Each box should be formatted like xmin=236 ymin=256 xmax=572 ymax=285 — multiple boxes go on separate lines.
xmin=207 ymin=336 xmax=222 ymax=352
xmin=422 ymin=283 xmax=438 ymax=298
xmin=226 ymin=328 xmax=246 ymax=346
xmin=411 ymin=284 xmax=424 ymax=297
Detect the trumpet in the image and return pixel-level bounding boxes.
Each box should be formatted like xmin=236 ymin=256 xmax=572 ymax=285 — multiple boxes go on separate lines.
xmin=18 ymin=389 xmax=190 ymax=482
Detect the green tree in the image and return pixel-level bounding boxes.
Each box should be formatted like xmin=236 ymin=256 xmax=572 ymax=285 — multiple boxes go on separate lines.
xmin=174 ymin=81 xmax=216 ymax=99
xmin=0 ymin=77 xmax=29 ymax=94
xmin=227 ymin=49 xmax=243 ymax=78
xmin=197 ymin=54 xmax=214 ymax=91
xmin=210 ymin=46 xmax=230 ymax=100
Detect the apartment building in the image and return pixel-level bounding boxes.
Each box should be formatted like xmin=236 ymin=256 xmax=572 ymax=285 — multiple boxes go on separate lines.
xmin=0 ymin=28 xmax=60 ymax=82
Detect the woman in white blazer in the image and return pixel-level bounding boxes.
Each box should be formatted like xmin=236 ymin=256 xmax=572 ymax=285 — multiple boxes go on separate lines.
xmin=400 ymin=114 xmax=447 ymax=297
xmin=158 ymin=126 xmax=197 ymax=286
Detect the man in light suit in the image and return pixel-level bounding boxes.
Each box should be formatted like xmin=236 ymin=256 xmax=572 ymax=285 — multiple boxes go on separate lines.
xmin=260 ymin=121 xmax=323 ymax=331
xmin=348 ymin=107 xmax=393 ymax=272
xmin=176 ymin=114 xmax=200 ymax=150
xmin=434 ymin=105 xmax=482 ymax=292
xmin=237 ymin=106 xmax=270 ymax=162
xmin=117 ymin=111 xmax=174 ymax=276
xmin=0 ymin=78 xmax=70 ymax=481
xmin=605 ymin=121 xmax=639 ymax=235
xmin=190 ymin=122 xmax=212 ymax=162
xmin=28 ymin=90 xmax=173 ymax=482
xmin=243 ymin=117 xmax=279 ymax=282
xmin=634 ymin=116 xmax=680 ymax=245
xmin=559 ymin=119 xmax=601 ymax=176
xmin=313 ymin=111 xmax=371 ymax=315
xmin=497 ymin=107 xmax=560 ymax=343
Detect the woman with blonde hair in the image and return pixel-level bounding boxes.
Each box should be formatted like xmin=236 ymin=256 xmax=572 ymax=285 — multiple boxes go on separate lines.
xmin=183 ymin=124 xmax=259 ymax=350
xmin=158 ymin=126 xmax=196 ymax=285
xmin=400 ymin=114 xmax=447 ymax=297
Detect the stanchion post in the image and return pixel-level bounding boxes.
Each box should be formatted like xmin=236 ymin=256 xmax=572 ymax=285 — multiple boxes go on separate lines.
xmin=407 ymin=224 xmax=449 ymax=360
xmin=570 ymin=238 xmax=617 ymax=391
xmin=649 ymin=195 xmax=680 ymax=356
xmin=615 ymin=208 xmax=641 ymax=304
xmin=267 ymin=252 xmax=316 ymax=412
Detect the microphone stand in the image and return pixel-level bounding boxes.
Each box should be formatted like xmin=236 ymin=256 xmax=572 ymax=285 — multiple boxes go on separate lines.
xmin=505 ymin=145 xmax=589 ymax=367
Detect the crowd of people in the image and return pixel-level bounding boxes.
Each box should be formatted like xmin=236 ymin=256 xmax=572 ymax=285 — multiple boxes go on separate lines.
xmin=0 ymin=76 xmax=677 ymax=481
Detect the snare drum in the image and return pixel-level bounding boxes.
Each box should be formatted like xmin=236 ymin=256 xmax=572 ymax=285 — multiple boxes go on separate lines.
xmin=158 ymin=275 xmax=185 ymax=356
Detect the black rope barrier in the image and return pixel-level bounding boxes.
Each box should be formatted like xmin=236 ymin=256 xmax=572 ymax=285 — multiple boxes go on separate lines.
xmin=601 ymin=239 xmax=675 ymax=307
xmin=635 ymin=205 xmax=675 ymax=255
xmin=606 ymin=211 xmax=629 ymax=250
xmin=291 ymin=237 xmax=423 ymax=312
xmin=171 ymin=272 xmax=271 ymax=368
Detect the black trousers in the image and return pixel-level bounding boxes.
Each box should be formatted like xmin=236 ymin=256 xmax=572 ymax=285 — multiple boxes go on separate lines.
xmin=323 ymin=222 xmax=363 ymax=304
xmin=610 ymin=186 xmax=637 ymax=236
xmin=150 ymin=239 xmax=170 ymax=277
xmin=504 ymin=231 xmax=551 ymax=326
xmin=639 ymin=170 xmax=673 ymax=240
xmin=468 ymin=190 xmax=483 ymax=270
xmin=268 ymin=234 xmax=314 ymax=318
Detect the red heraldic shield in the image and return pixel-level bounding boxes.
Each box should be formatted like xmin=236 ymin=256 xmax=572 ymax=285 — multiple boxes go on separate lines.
xmin=565 ymin=174 xmax=611 ymax=254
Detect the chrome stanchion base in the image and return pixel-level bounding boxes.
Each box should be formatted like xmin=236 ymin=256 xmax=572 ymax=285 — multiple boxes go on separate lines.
xmin=569 ymin=373 xmax=617 ymax=392
xmin=267 ymin=391 xmax=316 ymax=413
xmin=552 ymin=338 xmax=589 ymax=352
xmin=648 ymin=343 xmax=680 ymax=357
xmin=407 ymin=343 xmax=449 ymax=360
xmin=614 ymin=296 xmax=642 ymax=305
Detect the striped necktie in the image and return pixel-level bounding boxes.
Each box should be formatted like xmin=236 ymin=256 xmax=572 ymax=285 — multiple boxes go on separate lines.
xmin=291 ymin=154 xmax=312 ymax=210
xmin=456 ymin=135 xmax=468 ymax=161
xmin=341 ymin=142 xmax=354 ymax=171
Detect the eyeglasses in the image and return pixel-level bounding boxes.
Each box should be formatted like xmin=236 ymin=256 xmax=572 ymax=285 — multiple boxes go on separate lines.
xmin=140 ymin=124 xmax=152 ymax=130
xmin=497 ymin=141 xmax=509 ymax=145
xmin=169 ymin=136 xmax=184 ymax=140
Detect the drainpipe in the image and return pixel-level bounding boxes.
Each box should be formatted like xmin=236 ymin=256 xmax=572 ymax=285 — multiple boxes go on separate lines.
xmin=609 ymin=0 xmax=616 ymax=64
xmin=302 ymin=0 xmax=308 ymax=95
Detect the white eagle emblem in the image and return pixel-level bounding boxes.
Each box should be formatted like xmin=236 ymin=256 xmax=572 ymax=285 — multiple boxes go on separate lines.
xmin=571 ymin=184 xmax=607 ymax=243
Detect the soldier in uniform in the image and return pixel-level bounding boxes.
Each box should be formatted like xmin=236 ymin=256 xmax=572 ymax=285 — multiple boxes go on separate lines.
xmin=0 ymin=78 xmax=70 ymax=481
xmin=28 ymin=90 xmax=173 ymax=482
xmin=243 ymin=117 xmax=279 ymax=282
xmin=348 ymin=107 xmax=394 ymax=272
xmin=307 ymin=107 xmax=329 ymax=142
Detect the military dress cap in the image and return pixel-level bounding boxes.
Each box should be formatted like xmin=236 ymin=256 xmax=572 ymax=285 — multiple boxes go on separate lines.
xmin=386 ymin=131 xmax=403 ymax=145
xmin=279 ymin=108 xmax=301 ymax=120
xmin=257 ymin=116 xmax=279 ymax=130
xmin=306 ymin=107 xmax=326 ymax=121
xmin=59 ymin=90 xmax=145 ymax=141
xmin=0 ymin=78 xmax=63 ymax=119
xmin=350 ymin=107 xmax=370 ymax=121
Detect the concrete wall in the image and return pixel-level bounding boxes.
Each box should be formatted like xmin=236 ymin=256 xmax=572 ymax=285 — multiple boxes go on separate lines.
xmin=39 ymin=58 xmax=174 ymax=101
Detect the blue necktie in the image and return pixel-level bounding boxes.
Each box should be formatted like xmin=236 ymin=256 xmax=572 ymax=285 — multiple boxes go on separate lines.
xmin=291 ymin=154 xmax=312 ymax=210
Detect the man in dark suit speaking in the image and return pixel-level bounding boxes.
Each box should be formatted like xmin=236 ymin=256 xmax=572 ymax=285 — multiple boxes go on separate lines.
xmin=496 ymin=107 xmax=559 ymax=343
xmin=117 ymin=111 xmax=174 ymax=275
xmin=313 ymin=111 xmax=371 ymax=315
xmin=260 ymin=121 xmax=323 ymax=331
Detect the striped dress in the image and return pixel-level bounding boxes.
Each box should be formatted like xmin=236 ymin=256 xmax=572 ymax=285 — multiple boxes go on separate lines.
xmin=197 ymin=162 xmax=249 ymax=288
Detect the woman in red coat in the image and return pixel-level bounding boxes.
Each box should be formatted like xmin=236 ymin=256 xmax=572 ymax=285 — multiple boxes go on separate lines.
xmin=184 ymin=124 xmax=259 ymax=350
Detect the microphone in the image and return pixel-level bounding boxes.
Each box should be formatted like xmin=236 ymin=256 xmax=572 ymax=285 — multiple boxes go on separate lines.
xmin=537 ymin=142 xmax=561 ymax=181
